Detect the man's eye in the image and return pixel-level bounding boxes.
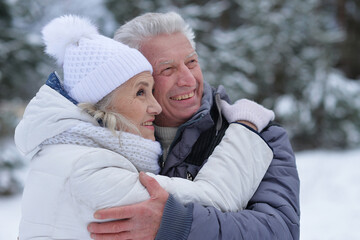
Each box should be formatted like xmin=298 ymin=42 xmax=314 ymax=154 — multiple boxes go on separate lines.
xmin=187 ymin=59 xmax=197 ymax=68
xmin=136 ymin=89 xmax=145 ymax=96
xmin=161 ymin=67 xmax=173 ymax=75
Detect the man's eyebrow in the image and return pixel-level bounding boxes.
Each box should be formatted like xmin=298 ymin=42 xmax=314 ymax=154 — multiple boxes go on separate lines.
xmin=158 ymin=52 xmax=197 ymax=65
xmin=159 ymin=59 xmax=174 ymax=65
xmin=185 ymin=52 xmax=197 ymax=59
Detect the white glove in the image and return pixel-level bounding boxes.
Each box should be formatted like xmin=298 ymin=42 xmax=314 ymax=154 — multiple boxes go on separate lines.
xmin=220 ymin=99 xmax=275 ymax=132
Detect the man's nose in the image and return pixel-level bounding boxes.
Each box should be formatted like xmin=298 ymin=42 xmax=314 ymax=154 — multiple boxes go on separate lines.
xmin=177 ymin=64 xmax=196 ymax=87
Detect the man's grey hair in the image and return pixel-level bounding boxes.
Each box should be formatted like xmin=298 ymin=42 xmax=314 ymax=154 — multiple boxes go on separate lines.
xmin=114 ymin=12 xmax=195 ymax=50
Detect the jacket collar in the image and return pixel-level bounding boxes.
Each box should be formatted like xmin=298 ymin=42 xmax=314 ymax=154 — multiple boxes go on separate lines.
xmin=46 ymin=71 xmax=78 ymax=105
xmin=177 ymin=82 xmax=229 ymax=130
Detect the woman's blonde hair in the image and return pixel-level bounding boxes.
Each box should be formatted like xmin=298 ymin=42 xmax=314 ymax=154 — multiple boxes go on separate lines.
xmin=79 ymin=90 xmax=140 ymax=136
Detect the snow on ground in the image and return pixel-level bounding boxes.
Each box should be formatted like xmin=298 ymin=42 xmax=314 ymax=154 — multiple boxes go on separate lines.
xmin=0 ymin=194 xmax=22 ymax=240
xmin=1 ymin=149 xmax=360 ymax=240
xmin=297 ymin=148 xmax=360 ymax=240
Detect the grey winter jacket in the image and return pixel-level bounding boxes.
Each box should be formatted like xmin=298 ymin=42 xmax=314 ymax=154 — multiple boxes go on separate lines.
xmin=155 ymin=82 xmax=300 ymax=240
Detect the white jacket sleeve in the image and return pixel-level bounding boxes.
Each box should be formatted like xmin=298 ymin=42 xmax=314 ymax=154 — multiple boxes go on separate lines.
xmin=148 ymin=123 xmax=273 ymax=212
xmin=68 ymin=149 xmax=151 ymax=223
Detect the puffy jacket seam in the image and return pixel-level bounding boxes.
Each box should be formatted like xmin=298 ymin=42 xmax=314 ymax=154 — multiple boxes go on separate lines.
xmin=252 ymin=202 xmax=300 ymax=227
xmin=250 ymin=203 xmax=299 ymax=240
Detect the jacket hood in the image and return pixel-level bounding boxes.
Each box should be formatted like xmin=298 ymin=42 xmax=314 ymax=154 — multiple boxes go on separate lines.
xmin=14 ymin=85 xmax=97 ymax=158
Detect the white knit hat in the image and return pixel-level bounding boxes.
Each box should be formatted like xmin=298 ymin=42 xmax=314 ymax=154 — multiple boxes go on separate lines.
xmin=42 ymin=15 xmax=153 ymax=103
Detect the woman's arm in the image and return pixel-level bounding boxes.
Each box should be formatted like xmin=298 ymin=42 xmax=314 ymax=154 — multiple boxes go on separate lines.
xmin=68 ymin=150 xmax=151 ymax=222
xmin=148 ymin=123 xmax=273 ymax=212
xmin=69 ymin=123 xmax=271 ymax=226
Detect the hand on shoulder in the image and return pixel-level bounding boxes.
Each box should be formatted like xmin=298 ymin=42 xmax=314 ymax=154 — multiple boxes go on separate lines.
xmin=220 ymin=99 xmax=275 ymax=132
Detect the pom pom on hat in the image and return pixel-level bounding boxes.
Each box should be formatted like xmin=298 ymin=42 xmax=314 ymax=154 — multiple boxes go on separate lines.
xmin=42 ymin=15 xmax=98 ymax=65
xmin=41 ymin=15 xmax=153 ymax=104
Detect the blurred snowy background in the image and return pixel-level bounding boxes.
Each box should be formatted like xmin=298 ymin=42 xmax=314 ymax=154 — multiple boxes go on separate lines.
xmin=1 ymin=0 xmax=359 ymax=239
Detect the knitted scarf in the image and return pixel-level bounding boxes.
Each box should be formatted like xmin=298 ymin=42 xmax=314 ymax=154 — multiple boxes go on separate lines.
xmin=42 ymin=122 xmax=162 ymax=174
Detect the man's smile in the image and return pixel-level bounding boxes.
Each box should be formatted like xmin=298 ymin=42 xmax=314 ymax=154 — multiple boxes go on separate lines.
xmin=170 ymin=91 xmax=195 ymax=101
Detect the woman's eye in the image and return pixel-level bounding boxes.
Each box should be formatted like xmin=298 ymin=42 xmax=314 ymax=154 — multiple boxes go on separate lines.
xmin=136 ymin=89 xmax=145 ymax=96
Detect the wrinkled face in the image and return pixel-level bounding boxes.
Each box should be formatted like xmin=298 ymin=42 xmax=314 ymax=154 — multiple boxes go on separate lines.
xmin=109 ymin=71 xmax=162 ymax=140
xmin=139 ymin=32 xmax=204 ymax=127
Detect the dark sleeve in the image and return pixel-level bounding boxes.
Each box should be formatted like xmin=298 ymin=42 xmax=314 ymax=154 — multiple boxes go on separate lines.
xmin=155 ymin=194 xmax=194 ymax=240
xmin=157 ymin=125 xmax=300 ymax=240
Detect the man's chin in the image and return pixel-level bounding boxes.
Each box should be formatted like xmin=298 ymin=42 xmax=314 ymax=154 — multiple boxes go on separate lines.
xmin=155 ymin=104 xmax=200 ymax=127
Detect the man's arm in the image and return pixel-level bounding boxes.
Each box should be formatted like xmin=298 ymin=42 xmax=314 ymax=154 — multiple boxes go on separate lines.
xmin=158 ymin=124 xmax=300 ymax=240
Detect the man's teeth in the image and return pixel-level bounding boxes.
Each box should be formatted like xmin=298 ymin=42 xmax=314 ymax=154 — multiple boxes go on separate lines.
xmin=171 ymin=91 xmax=194 ymax=101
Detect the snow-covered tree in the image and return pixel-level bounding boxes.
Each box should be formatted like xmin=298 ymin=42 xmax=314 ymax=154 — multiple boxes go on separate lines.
xmin=0 ymin=0 xmax=47 ymax=100
xmin=335 ymin=0 xmax=360 ymax=79
xmin=0 ymin=0 xmax=117 ymax=196
xmin=0 ymin=139 xmax=24 ymax=195
xmin=106 ymin=0 xmax=360 ymax=150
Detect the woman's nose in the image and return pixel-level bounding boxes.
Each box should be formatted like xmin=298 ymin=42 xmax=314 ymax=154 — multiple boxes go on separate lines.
xmin=148 ymin=96 xmax=162 ymax=115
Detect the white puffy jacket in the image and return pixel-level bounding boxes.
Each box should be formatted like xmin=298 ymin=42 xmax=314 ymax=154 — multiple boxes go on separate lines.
xmin=15 ymin=85 xmax=273 ymax=239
